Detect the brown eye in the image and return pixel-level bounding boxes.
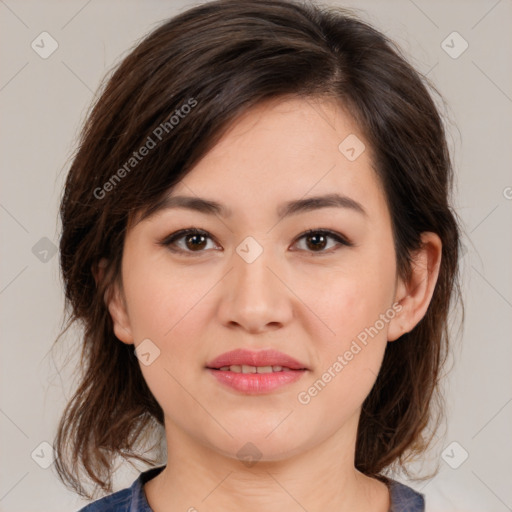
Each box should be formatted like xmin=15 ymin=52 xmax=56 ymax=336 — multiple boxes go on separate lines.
xmin=161 ymin=227 xmax=352 ymax=257
xmin=161 ymin=228 xmax=219 ymax=256
xmin=304 ymin=233 xmax=328 ymax=251
xmin=293 ymin=229 xmax=352 ymax=255
xmin=184 ymin=233 xmax=208 ymax=251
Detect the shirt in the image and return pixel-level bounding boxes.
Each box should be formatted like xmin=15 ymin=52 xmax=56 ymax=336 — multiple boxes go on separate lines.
xmin=77 ymin=465 xmax=425 ymax=512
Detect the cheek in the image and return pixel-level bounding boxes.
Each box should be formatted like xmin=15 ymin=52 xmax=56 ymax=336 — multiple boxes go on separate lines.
xmin=312 ymin=286 xmax=390 ymax=394
xmin=297 ymin=285 xmax=392 ymax=425
xmin=302 ymin=256 xmax=396 ymax=345
xmin=124 ymin=268 xmax=207 ymax=421
xmin=298 ymin=248 xmax=395 ymax=404
xmin=121 ymin=254 xmax=211 ymax=384
xmin=122 ymin=251 xmax=210 ymax=341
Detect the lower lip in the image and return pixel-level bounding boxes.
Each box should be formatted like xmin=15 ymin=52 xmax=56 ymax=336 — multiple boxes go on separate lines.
xmin=206 ymin=368 xmax=306 ymax=394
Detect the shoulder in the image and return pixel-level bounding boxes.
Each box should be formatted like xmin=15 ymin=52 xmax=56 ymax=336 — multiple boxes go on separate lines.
xmin=75 ymin=466 xmax=166 ymax=512
xmin=386 ymin=478 xmax=425 ymax=512
xmin=76 ymin=488 xmax=131 ymax=512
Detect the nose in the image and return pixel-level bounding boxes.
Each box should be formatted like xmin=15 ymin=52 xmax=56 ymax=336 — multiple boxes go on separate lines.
xmin=216 ymin=244 xmax=294 ymax=334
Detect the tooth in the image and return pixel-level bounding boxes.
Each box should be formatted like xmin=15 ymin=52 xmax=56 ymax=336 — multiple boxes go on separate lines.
xmin=223 ymin=364 xmax=292 ymax=373
xmin=256 ymin=366 xmax=273 ymax=373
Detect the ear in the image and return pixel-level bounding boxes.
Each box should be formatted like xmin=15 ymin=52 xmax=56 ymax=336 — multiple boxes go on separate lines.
xmin=106 ymin=280 xmax=135 ymax=345
xmin=387 ymin=232 xmax=442 ymax=342
xmin=92 ymin=258 xmax=135 ymax=345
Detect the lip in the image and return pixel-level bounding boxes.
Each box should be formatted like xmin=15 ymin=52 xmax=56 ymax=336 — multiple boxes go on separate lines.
xmin=206 ymin=349 xmax=308 ymax=370
xmin=206 ymin=368 xmax=306 ymax=394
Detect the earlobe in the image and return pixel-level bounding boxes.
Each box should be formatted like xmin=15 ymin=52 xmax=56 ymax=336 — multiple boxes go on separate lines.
xmin=387 ymin=232 xmax=442 ymax=342
xmin=387 ymin=280 xmax=407 ymax=342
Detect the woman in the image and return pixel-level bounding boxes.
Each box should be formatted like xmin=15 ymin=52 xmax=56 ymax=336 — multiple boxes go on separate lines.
xmin=54 ymin=1 xmax=462 ymax=510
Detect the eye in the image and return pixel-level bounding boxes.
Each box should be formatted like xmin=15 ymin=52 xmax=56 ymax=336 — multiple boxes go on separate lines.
xmin=292 ymin=229 xmax=353 ymax=255
xmin=159 ymin=227 xmax=352 ymax=256
xmin=160 ymin=228 xmax=220 ymax=255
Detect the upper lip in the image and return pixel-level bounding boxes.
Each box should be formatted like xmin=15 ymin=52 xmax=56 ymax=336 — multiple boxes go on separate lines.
xmin=206 ymin=349 xmax=308 ymax=370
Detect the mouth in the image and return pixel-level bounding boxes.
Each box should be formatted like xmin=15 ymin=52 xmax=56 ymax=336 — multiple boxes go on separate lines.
xmin=205 ymin=349 xmax=308 ymax=394
xmin=206 ymin=367 xmax=307 ymax=394
xmin=206 ymin=348 xmax=309 ymax=371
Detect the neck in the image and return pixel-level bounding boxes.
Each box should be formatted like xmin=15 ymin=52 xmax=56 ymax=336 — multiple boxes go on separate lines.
xmin=144 ymin=415 xmax=390 ymax=512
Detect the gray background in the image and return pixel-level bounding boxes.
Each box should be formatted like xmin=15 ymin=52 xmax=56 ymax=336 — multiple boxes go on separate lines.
xmin=1 ymin=0 xmax=511 ymax=511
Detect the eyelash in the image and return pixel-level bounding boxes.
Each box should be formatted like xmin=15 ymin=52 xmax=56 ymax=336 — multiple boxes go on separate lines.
xmin=159 ymin=227 xmax=353 ymax=257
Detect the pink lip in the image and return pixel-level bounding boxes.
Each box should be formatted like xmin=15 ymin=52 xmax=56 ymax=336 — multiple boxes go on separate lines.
xmin=205 ymin=349 xmax=308 ymax=395
xmin=206 ymin=349 xmax=308 ymax=370
xmin=207 ymin=368 xmax=306 ymax=394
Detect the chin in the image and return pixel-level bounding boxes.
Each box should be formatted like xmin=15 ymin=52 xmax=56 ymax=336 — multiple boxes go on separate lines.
xmin=207 ymin=430 xmax=309 ymax=465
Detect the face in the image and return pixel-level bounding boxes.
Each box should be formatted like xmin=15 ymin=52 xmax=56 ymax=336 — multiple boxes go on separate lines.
xmin=107 ymin=96 xmax=411 ymax=462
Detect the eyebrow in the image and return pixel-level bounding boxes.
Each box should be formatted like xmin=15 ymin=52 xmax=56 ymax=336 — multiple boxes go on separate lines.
xmin=140 ymin=192 xmax=367 ymax=222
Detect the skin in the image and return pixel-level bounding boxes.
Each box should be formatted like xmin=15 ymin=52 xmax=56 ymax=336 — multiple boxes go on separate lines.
xmin=103 ymin=96 xmax=442 ymax=512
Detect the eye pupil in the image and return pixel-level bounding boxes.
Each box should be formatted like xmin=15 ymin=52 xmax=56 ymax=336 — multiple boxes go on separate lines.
xmin=306 ymin=234 xmax=327 ymax=251
xmin=186 ymin=234 xmax=207 ymax=251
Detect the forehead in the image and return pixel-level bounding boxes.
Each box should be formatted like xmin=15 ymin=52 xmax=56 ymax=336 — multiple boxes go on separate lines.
xmin=176 ymin=97 xmax=383 ymax=205
xmin=132 ymin=95 xmax=388 ymax=227
xmin=208 ymin=95 xmax=368 ymax=164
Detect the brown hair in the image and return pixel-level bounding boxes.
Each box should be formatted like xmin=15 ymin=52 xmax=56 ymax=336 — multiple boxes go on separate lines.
xmin=54 ymin=0 xmax=462 ymax=499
